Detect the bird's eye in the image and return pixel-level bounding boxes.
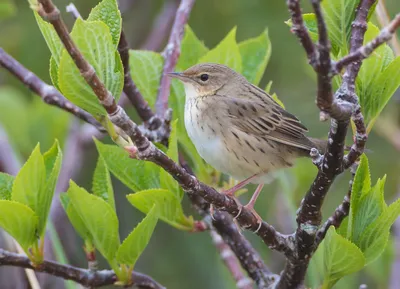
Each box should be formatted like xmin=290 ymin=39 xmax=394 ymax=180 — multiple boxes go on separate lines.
xmin=200 ymin=74 xmax=209 ymax=82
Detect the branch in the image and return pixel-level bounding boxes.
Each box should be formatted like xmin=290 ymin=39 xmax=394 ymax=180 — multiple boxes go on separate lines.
xmin=278 ymin=1 xmax=376 ymax=288
xmin=0 ymin=48 xmax=104 ymax=133
xmin=209 ymin=229 xmax=253 ymax=289
xmin=286 ymin=0 xmax=317 ymax=67
xmin=315 ymin=163 xmax=358 ymax=245
xmin=155 ymin=0 xmax=195 ymax=116
xmin=36 ymin=0 xmax=291 ymax=254
xmin=141 ymin=1 xmax=178 ymax=51
xmin=0 ymin=249 xmax=165 ymax=289
xmin=335 ymin=13 xmax=400 ymax=73
xmin=117 ymin=31 xmax=155 ymax=123
xmin=0 ymin=125 xmax=20 ymax=175
xmin=212 ymin=212 xmax=279 ymax=288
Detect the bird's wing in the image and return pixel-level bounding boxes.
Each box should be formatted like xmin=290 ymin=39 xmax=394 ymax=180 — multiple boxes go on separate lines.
xmin=221 ymin=90 xmax=315 ymax=151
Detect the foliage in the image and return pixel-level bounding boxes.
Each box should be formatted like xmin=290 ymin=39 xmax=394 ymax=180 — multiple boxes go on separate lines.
xmin=0 ymin=141 xmax=61 ymax=260
xmin=314 ymin=155 xmax=400 ymax=288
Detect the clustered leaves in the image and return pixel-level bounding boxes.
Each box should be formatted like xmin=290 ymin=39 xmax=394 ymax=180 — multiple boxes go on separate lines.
xmin=315 ymin=155 xmax=400 ymax=288
xmin=0 ymin=141 xmax=61 ymax=262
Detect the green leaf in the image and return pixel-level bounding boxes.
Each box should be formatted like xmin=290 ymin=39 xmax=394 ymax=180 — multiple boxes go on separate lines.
xmin=38 ymin=140 xmax=62 ymax=236
xmin=87 ymin=0 xmax=122 ymax=47
xmin=238 ymin=29 xmax=271 ymax=85
xmin=60 ymin=194 xmax=92 ymax=242
xmin=92 ymin=155 xmax=115 ymax=210
xmin=359 ymin=198 xmax=400 ymax=264
xmin=127 ymin=189 xmax=193 ymax=230
xmin=351 ymin=154 xmax=371 ymax=206
xmin=0 ymin=173 xmax=14 ymax=200
xmin=116 ymin=205 xmax=158 ymax=267
xmin=319 ymin=0 xmax=361 ymax=55
xmin=176 ymin=25 xmax=209 ymax=70
xmin=95 ymin=140 xmax=159 ymax=191
xmin=11 ymin=144 xmax=46 ymax=221
xmin=0 ymin=0 xmax=16 ymax=20
xmin=159 ymin=120 xmax=182 ymax=198
xmin=33 ymin=12 xmax=63 ymax=63
xmin=321 ymin=226 xmax=365 ymax=288
xmin=366 ymin=56 xmax=400 ymax=127
xmin=67 ymin=181 xmax=120 ymax=262
xmin=199 ymin=27 xmax=242 ymax=73
xmin=285 ymin=13 xmax=319 ymax=43
xmin=356 ymin=23 xmax=396 ymax=124
xmin=129 ymin=50 xmax=164 ymax=108
xmin=58 ymin=19 xmax=123 ymax=116
xmin=0 ymin=200 xmax=38 ymax=252
xmin=49 ymin=56 xmax=60 ymax=90
xmin=350 ymin=177 xmax=386 ymax=243
xmin=348 ymin=154 xmax=370 ymax=238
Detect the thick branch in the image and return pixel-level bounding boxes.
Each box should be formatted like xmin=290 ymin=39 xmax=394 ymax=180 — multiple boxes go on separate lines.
xmin=212 ymin=212 xmax=279 ymax=288
xmin=0 ymin=249 xmax=164 ymax=289
xmin=155 ymin=0 xmax=195 ymax=116
xmin=0 ymin=48 xmax=104 ymax=132
xmin=315 ymin=163 xmax=358 ymax=244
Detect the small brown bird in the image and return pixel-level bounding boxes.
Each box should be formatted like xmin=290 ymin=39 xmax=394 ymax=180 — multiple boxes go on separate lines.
xmin=168 ymin=63 xmax=325 ymax=222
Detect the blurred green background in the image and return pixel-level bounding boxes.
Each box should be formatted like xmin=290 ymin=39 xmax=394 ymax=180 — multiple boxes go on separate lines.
xmin=1 ymin=0 xmax=400 ymax=288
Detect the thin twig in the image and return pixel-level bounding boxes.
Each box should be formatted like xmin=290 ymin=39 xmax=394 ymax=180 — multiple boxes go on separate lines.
xmin=36 ymin=0 xmax=292 ymax=254
xmin=118 ymin=31 xmax=155 ymax=123
xmin=375 ymin=0 xmax=400 ymax=55
xmin=155 ymin=0 xmax=195 ymax=116
xmin=0 ymin=125 xmax=20 ymax=175
xmin=0 ymin=48 xmax=104 ymax=133
xmin=286 ymin=0 xmax=317 ymax=67
xmin=0 ymin=248 xmax=165 ymax=289
xmin=141 ymin=1 xmax=179 ymax=51
xmin=335 ymin=13 xmax=400 ymax=73
xmin=66 ymin=3 xmax=81 ymax=19
xmin=210 ymin=229 xmax=253 ymax=289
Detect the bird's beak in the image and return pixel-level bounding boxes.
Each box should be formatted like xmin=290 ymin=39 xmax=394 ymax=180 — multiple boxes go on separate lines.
xmin=166 ymin=72 xmax=188 ymax=81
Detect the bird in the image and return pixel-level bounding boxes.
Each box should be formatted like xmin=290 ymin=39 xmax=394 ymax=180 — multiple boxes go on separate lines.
xmin=167 ymin=63 xmax=326 ymax=223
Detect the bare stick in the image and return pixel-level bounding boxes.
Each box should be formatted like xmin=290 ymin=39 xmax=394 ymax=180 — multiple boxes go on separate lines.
xmin=155 ymin=0 xmax=195 ymax=115
xmin=0 ymin=48 xmax=104 ymax=133
xmin=286 ymin=0 xmax=317 ymax=67
xmin=0 ymin=248 xmax=165 ymax=289
xmin=335 ymin=13 xmax=400 ymax=73
xmin=210 ymin=229 xmax=253 ymax=289
xmin=141 ymin=1 xmax=178 ymax=51
xmin=0 ymin=125 xmax=20 ymax=175
xmin=118 ymin=31 xmax=155 ymax=123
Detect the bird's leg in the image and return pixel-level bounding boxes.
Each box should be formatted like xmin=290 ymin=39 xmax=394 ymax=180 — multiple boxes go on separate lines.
xmin=210 ymin=173 xmax=263 ymax=220
xmin=221 ymin=173 xmax=262 ymax=196
xmin=243 ymin=184 xmax=264 ymax=231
